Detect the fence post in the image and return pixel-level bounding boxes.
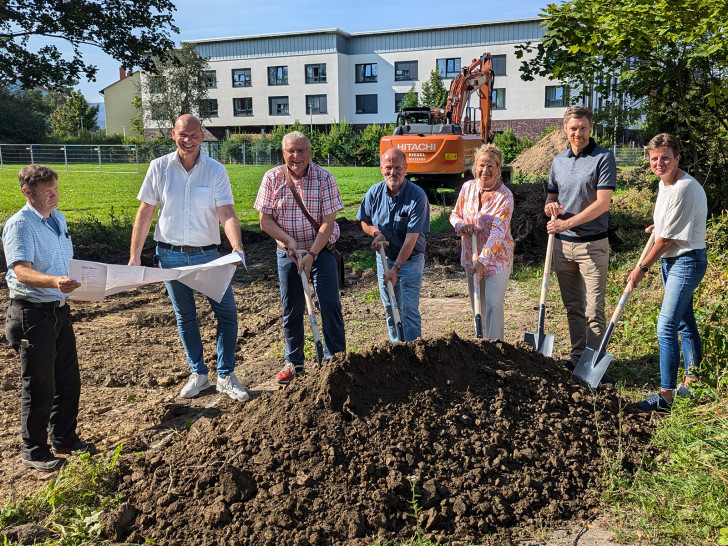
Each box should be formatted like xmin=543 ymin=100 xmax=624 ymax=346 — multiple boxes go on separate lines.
xmin=97 ymin=147 xmax=102 ymax=171
xmin=242 ymin=143 xmax=246 ymax=166
xmin=0 ymin=144 xmax=3 ymax=170
xmin=63 ymin=146 xmax=68 ymax=171
xmin=136 ymin=145 xmax=140 ymax=173
xmin=268 ymin=144 xmax=271 ymax=165
xmin=30 ymin=144 xmax=34 ymax=165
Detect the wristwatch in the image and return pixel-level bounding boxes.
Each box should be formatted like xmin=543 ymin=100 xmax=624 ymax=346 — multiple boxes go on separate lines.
xmin=638 ymin=263 xmax=649 ymax=273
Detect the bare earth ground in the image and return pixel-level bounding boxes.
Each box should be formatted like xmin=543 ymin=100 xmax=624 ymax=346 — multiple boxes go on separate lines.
xmin=0 ymin=211 xmax=652 ymax=545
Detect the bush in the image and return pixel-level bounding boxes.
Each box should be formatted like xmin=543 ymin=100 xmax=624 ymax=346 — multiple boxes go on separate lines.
xmin=493 ymin=127 xmax=534 ymax=163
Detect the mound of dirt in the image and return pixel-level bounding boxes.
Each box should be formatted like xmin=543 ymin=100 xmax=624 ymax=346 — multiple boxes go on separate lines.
xmin=511 ymin=129 xmax=570 ymax=175
xmin=114 ymin=333 xmax=651 ymax=545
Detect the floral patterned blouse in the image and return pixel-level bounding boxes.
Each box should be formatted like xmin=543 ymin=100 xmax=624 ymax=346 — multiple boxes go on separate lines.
xmin=449 ymin=180 xmax=515 ymax=276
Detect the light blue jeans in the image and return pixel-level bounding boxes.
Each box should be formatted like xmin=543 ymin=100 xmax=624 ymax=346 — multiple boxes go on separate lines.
xmin=657 ymin=248 xmax=707 ymax=391
xmin=376 ymin=252 xmax=425 ymax=342
xmin=157 ymin=246 xmax=238 ymax=377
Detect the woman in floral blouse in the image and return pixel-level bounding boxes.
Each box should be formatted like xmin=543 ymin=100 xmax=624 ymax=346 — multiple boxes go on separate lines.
xmin=450 ymin=144 xmax=515 ymax=340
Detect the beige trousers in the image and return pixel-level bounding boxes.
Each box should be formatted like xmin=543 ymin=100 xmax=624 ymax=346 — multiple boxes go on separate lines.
xmin=466 ymin=265 xmax=512 ymax=341
xmin=553 ymin=238 xmax=609 ymax=362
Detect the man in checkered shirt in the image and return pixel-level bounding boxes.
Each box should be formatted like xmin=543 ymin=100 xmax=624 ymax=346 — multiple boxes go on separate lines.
xmin=254 ymin=131 xmax=346 ymax=384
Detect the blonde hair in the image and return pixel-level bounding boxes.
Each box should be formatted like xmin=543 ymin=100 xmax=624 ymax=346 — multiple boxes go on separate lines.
xmin=471 ymin=143 xmax=502 ymax=177
xmin=563 ymin=106 xmax=593 ymax=126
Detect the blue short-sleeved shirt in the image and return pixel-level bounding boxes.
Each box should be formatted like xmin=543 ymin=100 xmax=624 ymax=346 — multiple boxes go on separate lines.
xmin=357 ymin=179 xmax=430 ymax=261
xmin=2 ymin=203 xmax=74 ymax=302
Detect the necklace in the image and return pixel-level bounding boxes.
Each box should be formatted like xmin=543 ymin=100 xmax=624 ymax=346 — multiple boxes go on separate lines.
xmin=479 ymin=178 xmax=498 ymax=192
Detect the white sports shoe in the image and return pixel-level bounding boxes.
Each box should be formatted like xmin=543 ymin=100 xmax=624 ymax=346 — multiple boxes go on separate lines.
xmin=216 ymin=372 xmax=249 ymax=401
xmin=179 ymin=373 xmax=211 ymax=398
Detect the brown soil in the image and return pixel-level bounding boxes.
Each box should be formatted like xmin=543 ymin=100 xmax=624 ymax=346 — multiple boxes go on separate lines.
xmin=511 ymin=130 xmax=570 ymax=176
xmin=0 ymin=203 xmax=654 ymax=545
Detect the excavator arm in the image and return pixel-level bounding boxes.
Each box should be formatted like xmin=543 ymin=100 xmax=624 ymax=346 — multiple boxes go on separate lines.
xmin=445 ymin=53 xmax=494 ymax=142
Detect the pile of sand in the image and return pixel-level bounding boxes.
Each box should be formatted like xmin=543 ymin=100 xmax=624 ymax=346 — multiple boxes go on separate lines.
xmin=511 ymin=129 xmax=570 ymax=175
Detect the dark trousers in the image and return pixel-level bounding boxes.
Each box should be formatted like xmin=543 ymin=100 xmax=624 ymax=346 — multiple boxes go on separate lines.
xmin=5 ymin=303 xmax=80 ymax=460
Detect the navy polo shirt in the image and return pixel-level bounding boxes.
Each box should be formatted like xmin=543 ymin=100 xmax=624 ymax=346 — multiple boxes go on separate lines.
xmin=357 ymin=178 xmax=430 ymax=261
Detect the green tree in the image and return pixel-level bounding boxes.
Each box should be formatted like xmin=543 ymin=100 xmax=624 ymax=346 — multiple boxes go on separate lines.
xmin=493 ymin=127 xmax=534 ymax=164
xmin=320 ymin=120 xmax=358 ymax=166
xmin=517 ymin=0 xmax=728 ymax=211
xmin=0 ymin=86 xmax=52 ymax=142
xmin=356 ymin=123 xmax=395 ymax=166
xmin=50 ymin=90 xmax=99 ymax=138
xmin=400 ymin=85 xmax=419 ymax=110
xmin=420 ymin=69 xmax=448 ymax=108
xmin=137 ymin=43 xmax=212 ymax=135
xmin=0 ymin=0 xmax=177 ymax=89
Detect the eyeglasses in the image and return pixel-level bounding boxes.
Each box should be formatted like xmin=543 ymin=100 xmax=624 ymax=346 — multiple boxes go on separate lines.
xmin=283 ymin=148 xmax=310 ymax=155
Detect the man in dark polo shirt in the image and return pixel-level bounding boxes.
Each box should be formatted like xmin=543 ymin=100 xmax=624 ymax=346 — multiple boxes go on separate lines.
xmin=544 ymin=106 xmax=616 ymax=367
xmin=3 ymin=165 xmax=94 ymax=472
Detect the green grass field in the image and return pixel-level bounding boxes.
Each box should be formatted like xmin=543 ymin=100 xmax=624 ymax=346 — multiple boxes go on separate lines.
xmin=0 ymin=164 xmax=383 ymax=229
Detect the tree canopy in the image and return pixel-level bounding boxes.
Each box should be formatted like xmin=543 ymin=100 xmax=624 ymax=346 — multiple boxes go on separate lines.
xmin=135 ymin=43 xmax=212 ymax=136
xmin=421 ymin=69 xmax=448 ymax=108
xmin=50 ymin=90 xmax=99 ymax=137
xmin=517 ymin=0 xmax=728 ymax=211
xmin=0 ymin=0 xmax=178 ymax=89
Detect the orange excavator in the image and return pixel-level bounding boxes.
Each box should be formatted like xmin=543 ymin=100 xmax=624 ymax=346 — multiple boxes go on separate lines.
xmin=380 ymin=52 xmax=495 ymax=186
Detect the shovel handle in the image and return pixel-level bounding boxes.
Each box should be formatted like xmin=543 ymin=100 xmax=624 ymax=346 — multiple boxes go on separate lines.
xmin=540 ymin=216 xmax=557 ymax=307
xmin=377 ymin=246 xmax=405 ymax=342
xmin=470 ymin=233 xmax=483 ymax=339
xmin=297 ymin=252 xmax=324 ymax=366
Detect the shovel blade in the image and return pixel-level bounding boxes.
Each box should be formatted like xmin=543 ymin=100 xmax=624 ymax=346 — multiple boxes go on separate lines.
xmin=523 ymin=332 xmax=555 ymax=357
xmin=573 ymin=348 xmax=614 ymax=388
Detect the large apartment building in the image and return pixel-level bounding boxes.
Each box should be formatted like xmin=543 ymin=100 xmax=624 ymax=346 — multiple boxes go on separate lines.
xmin=140 ymin=19 xmax=570 ymax=140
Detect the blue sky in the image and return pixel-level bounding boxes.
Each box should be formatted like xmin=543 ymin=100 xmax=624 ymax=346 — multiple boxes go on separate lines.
xmin=78 ymin=0 xmax=551 ymax=102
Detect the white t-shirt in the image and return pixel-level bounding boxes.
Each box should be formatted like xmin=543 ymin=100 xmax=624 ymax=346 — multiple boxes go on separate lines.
xmin=653 ymin=172 xmax=707 ymax=258
xmin=137 ymin=151 xmax=234 ymax=246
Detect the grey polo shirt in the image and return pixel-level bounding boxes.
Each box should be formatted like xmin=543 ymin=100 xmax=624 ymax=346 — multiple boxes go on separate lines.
xmin=547 ymin=138 xmax=616 ymax=242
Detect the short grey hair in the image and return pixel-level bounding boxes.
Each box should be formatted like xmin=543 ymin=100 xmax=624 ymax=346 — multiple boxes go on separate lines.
xmin=563 ymin=106 xmax=593 ymax=126
xmin=282 ymin=131 xmax=312 ymax=149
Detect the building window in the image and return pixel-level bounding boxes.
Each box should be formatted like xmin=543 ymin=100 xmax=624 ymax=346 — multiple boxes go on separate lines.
xmin=355 ymin=94 xmax=378 ymax=114
xmin=492 ymin=88 xmax=505 ymax=109
xmin=148 ymin=76 xmax=164 ymax=94
xmin=545 ymin=85 xmax=568 ymax=108
xmin=268 ymin=66 xmax=288 ymax=86
xmin=437 ymin=58 xmax=461 ymax=78
xmin=355 ymin=63 xmax=378 ymax=83
xmin=305 ymin=64 xmax=326 ymax=83
xmin=395 ymin=61 xmax=418 ymax=81
xmin=233 ymin=97 xmax=253 ymax=116
xmin=492 ymin=55 xmax=506 ymax=76
xmin=202 ymin=70 xmax=217 ymax=88
xmin=269 ymin=96 xmax=289 ymax=115
xmin=205 ymin=99 xmax=219 ymax=117
xmin=232 ymin=68 xmax=251 ymax=87
xmin=306 ymin=95 xmax=327 ymax=114
xmin=395 ymin=92 xmax=418 ymax=112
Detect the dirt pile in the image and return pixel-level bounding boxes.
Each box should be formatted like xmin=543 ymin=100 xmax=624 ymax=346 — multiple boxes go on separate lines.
xmin=114 ymin=333 xmax=651 ymax=545
xmin=511 ymin=129 xmax=569 ymax=175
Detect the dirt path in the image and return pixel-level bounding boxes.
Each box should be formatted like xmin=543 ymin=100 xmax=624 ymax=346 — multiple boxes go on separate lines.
xmin=0 ymin=221 xmax=641 ymax=545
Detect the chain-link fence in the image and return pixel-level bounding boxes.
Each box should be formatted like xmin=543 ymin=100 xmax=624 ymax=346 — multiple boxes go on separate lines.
xmin=0 ymin=144 xmax=140 ymax=173
xmin=613 ymin=146 xmax=645 ymax=168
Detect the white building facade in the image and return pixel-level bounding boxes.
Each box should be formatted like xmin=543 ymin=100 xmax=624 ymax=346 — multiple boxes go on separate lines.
xmin=147 ymin=19 xmax=570 ymax=140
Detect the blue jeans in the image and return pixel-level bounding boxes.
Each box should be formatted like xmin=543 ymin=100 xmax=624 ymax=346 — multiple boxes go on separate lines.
xmin=377 ymin=252 xmax=425 ymax=342
xmin=277 ymin=248 xmax=346 ymax=364
xmin=657 ymin=249 xmax=707 ymax=391
xmin=157 ymin=246 xmax=238 ymax=377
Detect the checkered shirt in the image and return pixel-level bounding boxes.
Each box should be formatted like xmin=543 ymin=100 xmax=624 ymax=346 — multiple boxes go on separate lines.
xmin=254 ymin=163 xmax=343 ymax=250
xmin=2 ymin=203 xmax=74 ymax=302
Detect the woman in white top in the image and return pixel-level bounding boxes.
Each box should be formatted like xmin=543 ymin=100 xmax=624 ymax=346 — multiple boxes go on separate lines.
xmin=627 ymin=133 xmax=708 ymax=412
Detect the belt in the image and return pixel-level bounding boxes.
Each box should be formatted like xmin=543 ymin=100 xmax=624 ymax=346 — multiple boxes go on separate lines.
xmin=157 ymin=242 xmax=218 ymax=253
xmin=10 ymin=299 xmax=67 ymax=309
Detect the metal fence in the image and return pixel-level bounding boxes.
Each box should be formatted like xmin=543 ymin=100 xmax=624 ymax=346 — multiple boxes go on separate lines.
xmin=0 ymin=144 xmax=140 ymax=173
xmin=613 ymin=146 xmax=645 ymax=168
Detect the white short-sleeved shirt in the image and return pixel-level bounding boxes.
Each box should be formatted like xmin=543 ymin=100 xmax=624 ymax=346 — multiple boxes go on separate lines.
xmin=137 ymin=151 xmax=234 ymax=246
xmin=653 ymin=172 xmax=707 ymax=258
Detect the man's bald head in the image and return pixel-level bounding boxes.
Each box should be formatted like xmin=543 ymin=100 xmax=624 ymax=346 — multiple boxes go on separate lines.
xmin=172 ymin=114 xmax=204 ymax=166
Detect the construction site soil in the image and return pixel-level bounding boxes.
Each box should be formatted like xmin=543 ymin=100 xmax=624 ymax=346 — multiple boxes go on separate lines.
xmin=0 ymin=183 xmax=655 ymax=545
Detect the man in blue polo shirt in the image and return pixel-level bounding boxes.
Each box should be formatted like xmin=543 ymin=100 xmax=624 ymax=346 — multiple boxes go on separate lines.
xmin=545 ymin=106 xmax=616 ymax=367
xmin=358 ymin=148 xmax=430 ymax=342
xmin=3 ymin=164 xmax=94 ymax=472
